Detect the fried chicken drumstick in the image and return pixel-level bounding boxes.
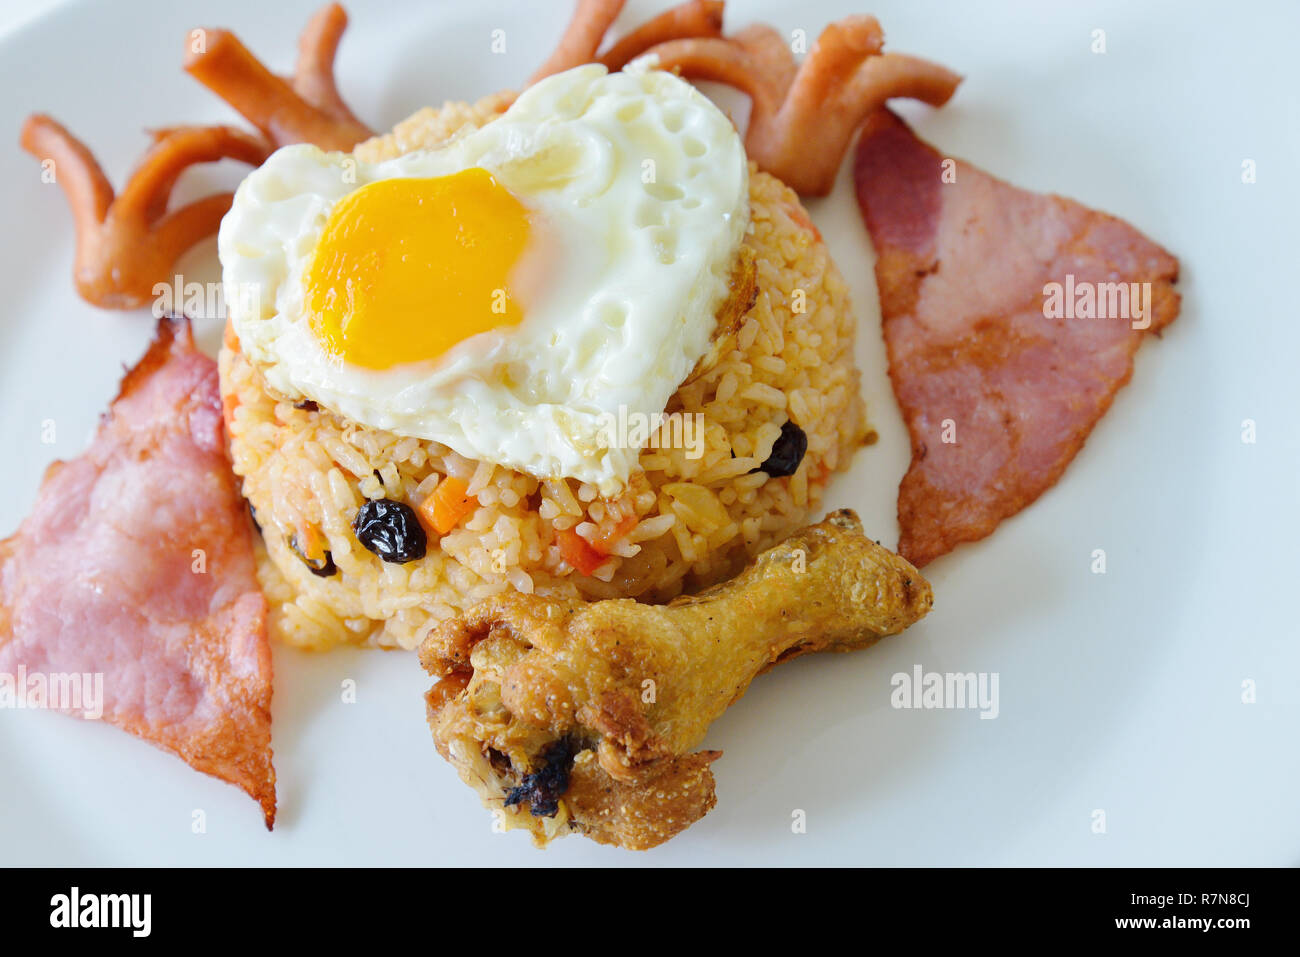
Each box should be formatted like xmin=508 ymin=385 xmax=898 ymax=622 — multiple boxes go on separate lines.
xmin=419 ymin=509 xmax=932 ymax=850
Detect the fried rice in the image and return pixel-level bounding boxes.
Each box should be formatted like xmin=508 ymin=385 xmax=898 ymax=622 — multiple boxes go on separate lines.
xmin=219 ymin=93 xmax=870 ymax=650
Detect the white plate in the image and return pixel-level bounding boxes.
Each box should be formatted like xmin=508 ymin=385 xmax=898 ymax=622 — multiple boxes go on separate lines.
xmin=1 ymin=0 xmax=1297 ymax=866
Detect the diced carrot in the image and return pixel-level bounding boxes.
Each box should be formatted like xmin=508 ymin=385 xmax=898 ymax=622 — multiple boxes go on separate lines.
xmin=220 ymin=319 xmax=241 ymax=433
xmin=297 ymin=522 xmax=328 ymax=561
xmin=221 ymin=388 xmax=240 ymax=435
xmin=419 ymin=476 xmax=477 ymax=535
xmin=591 ymin=512 xmax=637 ymax=553
xmin=222 ymin=317 xmax=240 ymax=352
xmin=290 ymin=522 xmax=332 ymax=573
xmin=557 ymin=527 xmax=605 ymax=576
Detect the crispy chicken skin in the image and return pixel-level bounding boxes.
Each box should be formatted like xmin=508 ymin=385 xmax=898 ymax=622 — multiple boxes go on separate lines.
xmin=418 ymin=509 xmax=932 ymax=849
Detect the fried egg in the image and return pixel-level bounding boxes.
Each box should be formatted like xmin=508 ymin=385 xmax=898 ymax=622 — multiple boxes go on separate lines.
xmin=220 ymin=63 xmax=749 ymax=493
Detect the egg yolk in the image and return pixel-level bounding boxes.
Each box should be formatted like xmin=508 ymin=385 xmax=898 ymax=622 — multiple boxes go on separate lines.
xmin=305 ymin=169 xmax=531 ymax=370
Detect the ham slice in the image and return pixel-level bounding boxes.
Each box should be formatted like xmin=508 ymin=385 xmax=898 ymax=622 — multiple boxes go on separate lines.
xmin=853 ymin=110 xmax=1181 ymax=567
xmin=0 ymin=318 xmax=276 ymax=826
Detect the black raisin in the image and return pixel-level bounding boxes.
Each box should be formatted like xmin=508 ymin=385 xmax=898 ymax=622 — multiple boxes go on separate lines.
xmin=503 ymin=740 xmax=575 ymax=818
xmin=755 ymin=420 xmax=807 ymax=477
xmin=352 ymin=499 xmax=427 ymax=564
xmin=293 ymin=399 xmax=318 ymax=412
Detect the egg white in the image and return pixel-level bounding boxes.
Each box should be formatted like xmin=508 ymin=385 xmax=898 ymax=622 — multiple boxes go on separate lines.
xmin=220 ymin=64 xmax=749 ymax=493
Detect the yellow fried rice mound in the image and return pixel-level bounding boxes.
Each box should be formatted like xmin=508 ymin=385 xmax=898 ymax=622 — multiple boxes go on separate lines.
xmin=219 ymin=93 xmax=870 ymax=650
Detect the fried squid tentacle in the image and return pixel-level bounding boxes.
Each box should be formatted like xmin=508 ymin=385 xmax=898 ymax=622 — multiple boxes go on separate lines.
xmin=419 ymin=510 xmax=933 ymax=850
xmin=644 ymin=14 xmax=961 ymax=195
xmin=184 ymin=2 xmax=371 ymax=152
xmin=530 ymin=0 xmax=725 ymax=84
xmin=20 ymin=116 xmax=269 ymax=310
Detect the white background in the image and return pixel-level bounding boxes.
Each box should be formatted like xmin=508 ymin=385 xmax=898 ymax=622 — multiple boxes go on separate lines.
xmin=0 ymin=0 xmax=1296 ymax=865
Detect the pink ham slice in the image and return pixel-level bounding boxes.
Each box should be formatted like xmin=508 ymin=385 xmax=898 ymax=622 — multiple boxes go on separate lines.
xmin=0 ymin=318 xmax=275 ymax=827
xmin=853 ymin=110 xmax=1181 ymax=567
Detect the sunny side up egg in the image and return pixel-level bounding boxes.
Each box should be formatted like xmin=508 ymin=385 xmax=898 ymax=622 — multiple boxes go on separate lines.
xmin=220 ymin=63 xmax=749 ymax=494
